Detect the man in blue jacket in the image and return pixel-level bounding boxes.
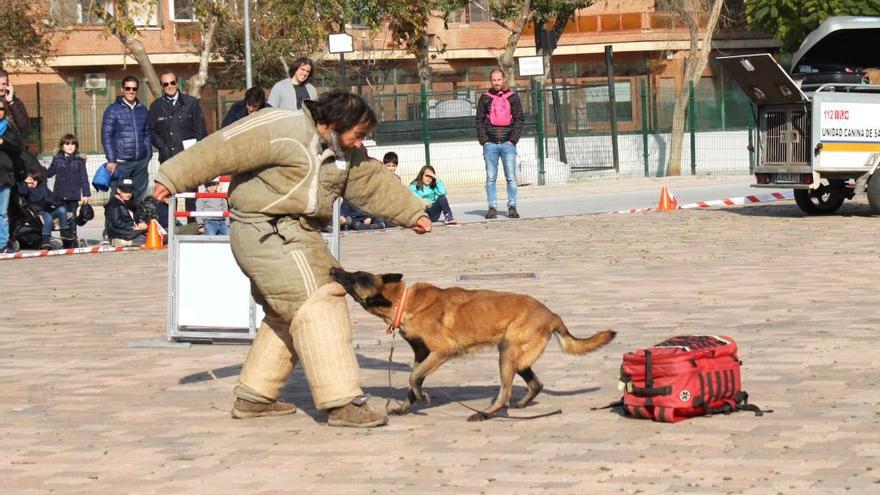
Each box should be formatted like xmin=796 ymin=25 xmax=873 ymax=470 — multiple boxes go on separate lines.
xmin=101 ymin=76 xmax=152 ymax=202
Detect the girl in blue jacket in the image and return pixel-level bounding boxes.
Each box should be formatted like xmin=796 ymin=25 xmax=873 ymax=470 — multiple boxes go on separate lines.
xmin=47 ymin=134 xmax=91 ymax=247
xmin=409 ymin=165 xmax=457 ymax=225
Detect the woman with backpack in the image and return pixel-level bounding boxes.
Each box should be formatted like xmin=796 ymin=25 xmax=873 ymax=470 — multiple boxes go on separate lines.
xmin=47 ymin=134 xmax=91 ymax=247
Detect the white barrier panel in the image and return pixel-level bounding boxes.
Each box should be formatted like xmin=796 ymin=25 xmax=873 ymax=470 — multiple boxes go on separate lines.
xmin=176 ymin=240 xmax=252 ymax=329
xmin=167 ymin=195 xmax=340 ymax=342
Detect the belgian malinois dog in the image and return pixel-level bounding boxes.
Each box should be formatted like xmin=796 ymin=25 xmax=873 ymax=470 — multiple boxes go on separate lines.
xmin=330 ymin=267 xmax=616 ymax=421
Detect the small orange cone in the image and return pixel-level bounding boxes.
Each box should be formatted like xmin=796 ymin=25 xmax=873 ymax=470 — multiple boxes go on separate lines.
xmin=144 ymin=219 xmax=164 ymax=249
xmin=657 ymin=186 xmax=678 ymax=211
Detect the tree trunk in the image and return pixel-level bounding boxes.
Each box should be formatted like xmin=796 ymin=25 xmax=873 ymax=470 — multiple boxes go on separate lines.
xmin=495 ymin=0 xmax=531 ymax=84
xmin=666 ymin=0 xmax=724 ymax=176
xmin=188 ymin=13 xmax=218 ymax=99
xmin=125 ymin=37 xmax=162 ymax=99
xmin=667 ymin=85 xmax=690 ymax=176
xmin=415 ymin=35 xmax=432 ymax=89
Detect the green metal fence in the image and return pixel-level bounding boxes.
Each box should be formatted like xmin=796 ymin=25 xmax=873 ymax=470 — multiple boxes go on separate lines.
xmin=12 ymin=73 xmax=756 ymax=191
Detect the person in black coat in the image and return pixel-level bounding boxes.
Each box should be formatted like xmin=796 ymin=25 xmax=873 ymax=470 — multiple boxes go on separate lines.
xmin=149 ymin=70 xmax=208 ymax=163
xmin=222 ymin=86 xmax=268 ymax=128
xmin=105 ymin=178 xmax=147 ymax=246
xmin=149 ymin=70 xmax=207 ymax=221
xmin=0 ymin=103 xmax=24 ymax=252
xmin=19 ymin=167 xmax=74 ymax=249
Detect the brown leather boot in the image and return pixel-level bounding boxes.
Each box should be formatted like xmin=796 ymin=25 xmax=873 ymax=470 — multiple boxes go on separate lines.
xmin=485 ymin=207 xmax=497 ymax=219
xmin=326 ymin=396 xmax=387 ymax=428
xmin=508 ymin=206 xmax=520 ymax=218
xmin=231 ymin=398 xmax=297 ymax=419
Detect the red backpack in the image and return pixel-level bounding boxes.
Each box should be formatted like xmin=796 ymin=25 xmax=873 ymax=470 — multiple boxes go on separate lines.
xmin=617 ymin=335 xmax=766 ymax=422
xmin=484 ymin=91 xmax=513 ymax=126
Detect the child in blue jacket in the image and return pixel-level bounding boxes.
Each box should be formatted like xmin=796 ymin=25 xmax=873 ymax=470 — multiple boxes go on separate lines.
xmin=409 ymin=165 xmax=457 ymax=225
xmin=18 ymin=167 xmax=72 ymax=249
xmin=47 ymin=134 xmax=91 ymax=247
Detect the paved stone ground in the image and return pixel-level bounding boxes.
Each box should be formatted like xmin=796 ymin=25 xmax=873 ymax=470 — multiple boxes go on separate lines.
xmin=2 ymin=197 xmax=880 ymax=494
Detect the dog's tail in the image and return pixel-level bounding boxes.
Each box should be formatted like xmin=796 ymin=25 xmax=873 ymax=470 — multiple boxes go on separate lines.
xmin=554 ymin=325 xmax=616 ymax=355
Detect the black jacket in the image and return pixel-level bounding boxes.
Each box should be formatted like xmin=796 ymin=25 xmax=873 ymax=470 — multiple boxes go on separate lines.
xmin=47 ymin=153 xmax=91 ymax=202
xmin=475 ymin=88 xmax=524 ymax=145
xmin=221 ymin=99 xmax=268 ymax=128
xmin=149 ymin=93 xmax=207 ymax=162
xmin=17 ymin=181 xmax=57 ymax=214
xmin=0 ymin=124 xmax=23 ymax=187
xmin=105 ymin=195 xmax=142 ymax=240
xmin=6 ymin=96 xmax=30 ymax=134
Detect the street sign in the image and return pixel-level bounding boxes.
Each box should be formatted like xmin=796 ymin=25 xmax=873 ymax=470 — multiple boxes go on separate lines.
xmin=518 ymin=56 xmax=545 ymax=77
xmin=329 ymin=33 xmax=354 ymax=54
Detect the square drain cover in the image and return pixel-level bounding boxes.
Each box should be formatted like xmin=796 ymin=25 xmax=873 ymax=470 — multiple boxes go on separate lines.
xmin=458 ymin=272 xmax=538 ymax=281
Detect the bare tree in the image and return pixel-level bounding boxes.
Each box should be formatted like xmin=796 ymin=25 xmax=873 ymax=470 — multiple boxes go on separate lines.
xmin=665 ymin=0 xmax=724 ymax=176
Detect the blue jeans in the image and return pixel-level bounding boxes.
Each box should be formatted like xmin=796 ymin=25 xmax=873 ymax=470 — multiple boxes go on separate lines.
xmin=0 ymin=184 xmax=10 ymax=249
xmin=483 ymin=142 xmax=518 ymax=208
xmin=204 ymin=219 xmax=229 ymax=236
xmin=426 ymin=195 xmax=455 ymax=222
xmin=39 ymin=207 xmax=68 ymax=239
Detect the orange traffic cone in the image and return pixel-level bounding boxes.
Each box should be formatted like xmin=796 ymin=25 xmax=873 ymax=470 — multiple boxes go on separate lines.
xmin=144 ymin=219 xmax=164 ymax=249
xmin=657 ymin=186 xmax=678 ymax=211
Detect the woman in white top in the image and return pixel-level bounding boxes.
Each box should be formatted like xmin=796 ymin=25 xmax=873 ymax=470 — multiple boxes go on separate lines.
xmin=268 ymin=58 xmax=319 ymax=110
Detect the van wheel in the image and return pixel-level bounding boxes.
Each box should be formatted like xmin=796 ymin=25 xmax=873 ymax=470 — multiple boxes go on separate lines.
xmin=867 ymin=174 xmax=880 ymax=213
xmin=794 ymin=185 xmax=844 ymax=214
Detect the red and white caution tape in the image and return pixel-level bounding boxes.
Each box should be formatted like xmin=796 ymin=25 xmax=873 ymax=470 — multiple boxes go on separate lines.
xmin=679 ymin=191 xmax=794 ymax=209
xmin=0 ymin=245 xmax=142 ymax=261
xmin=174 ymin=211 xmax=231 ymax=218
xmin=609 ymin=190 xmax=794 ymax=215
xmin=175 ymin=192 xmax=228 ymax=199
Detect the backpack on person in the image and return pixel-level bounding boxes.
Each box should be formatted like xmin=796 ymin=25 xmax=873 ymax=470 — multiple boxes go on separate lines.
xmin=616 ymin=335 xmax=767 ymax=422
xmin=484 ymin=91 xmax=514 ymax=126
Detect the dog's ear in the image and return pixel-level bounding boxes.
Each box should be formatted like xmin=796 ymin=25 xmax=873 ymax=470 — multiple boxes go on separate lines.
xmin=381 ymin=273 xmax=404 ymax=284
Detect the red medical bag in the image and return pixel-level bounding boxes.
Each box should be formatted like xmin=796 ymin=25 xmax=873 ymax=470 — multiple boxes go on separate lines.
xmin=619 ymin=335 xmax=765 ymax=422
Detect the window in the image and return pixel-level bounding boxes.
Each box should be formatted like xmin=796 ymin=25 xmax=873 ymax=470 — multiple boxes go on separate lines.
xmin=170 ymin=0 xmax=195 ymax=22
xmin=50 ymin=0 xmax=110 ymax=25
xmin=584 ymin=81 xmax=633 ymax=124
xmin=468 ymin=0 xmax=491 ymax=24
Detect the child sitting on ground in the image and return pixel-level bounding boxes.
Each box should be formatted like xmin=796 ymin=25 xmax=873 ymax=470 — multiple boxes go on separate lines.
xmin=105 ymin=178 xmax=147 ymax=246
xmin=340 ymin=199 xmax=386 ymax=231
xmin=383 ymin=151 xmax=401 ymax=181
xmin=18 ymin=166 xmax=74 ymax=250
xmin=409 ymin=165 xmax=457 ymax=225
xmin=197 ymin=178 xmax=229 ymax=236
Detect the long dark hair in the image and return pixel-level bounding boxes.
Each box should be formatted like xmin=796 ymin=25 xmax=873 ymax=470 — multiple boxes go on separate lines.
xmin=411 ymin=165 xmax=437 ymax=191
xmin=57 ymin=133 xmax=79 ymax=156
xmin=303 ymin=90 xmax=378 ymax=134
xmin=289 ymin=57 xmax=315 ymax=83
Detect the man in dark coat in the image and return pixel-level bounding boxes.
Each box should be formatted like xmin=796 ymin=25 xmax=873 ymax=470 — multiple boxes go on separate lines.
xmin=149 ymin=69 xmax=207 ymax=217
xmin=475 ymin=68 xmax=524 ymax=220
xmin=222 ymin=86 xmax=268 ymax=128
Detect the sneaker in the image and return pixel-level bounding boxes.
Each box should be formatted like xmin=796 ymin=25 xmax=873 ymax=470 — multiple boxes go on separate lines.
xmin=231 ymin=398 xmax=297 ymax=419
xmin=1 ymin=246 xmax=17 ymax=254
xmin=326 ymin=396 xmax=387 ymax=428
xmin=444 ymin=218 xmax=459 ymax=225
xmin=111 ymin=239 xmax=133 ymax=247
xmin=485 ymin=207 xmax=497 ymax=219
xmin=508 ymin=206 xmax=520 ymax=218
xmin=40 ymin=242 xmax=53 ymax=251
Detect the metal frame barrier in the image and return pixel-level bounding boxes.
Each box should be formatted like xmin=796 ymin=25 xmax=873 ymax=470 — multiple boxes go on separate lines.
xmin=166 ymin=178 xmax=341 ymax=342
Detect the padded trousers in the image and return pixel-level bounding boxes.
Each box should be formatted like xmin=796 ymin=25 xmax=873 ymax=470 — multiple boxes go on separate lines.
xmin=230 ymin=217 xmax=362 ymax=409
